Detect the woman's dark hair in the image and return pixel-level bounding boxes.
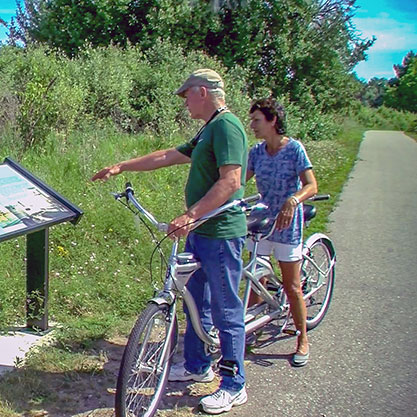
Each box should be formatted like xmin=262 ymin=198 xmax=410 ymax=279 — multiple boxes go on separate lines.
xmin=250 ymin=98 xmax=287 ymax=135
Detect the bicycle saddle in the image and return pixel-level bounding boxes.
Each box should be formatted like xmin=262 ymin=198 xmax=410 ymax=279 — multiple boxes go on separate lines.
xmin=247 ymin=203 xmax=317 ymax=234
xmin=246 ymin=207 xmax=275 ymax=234
xmin=303 ymin=204 xmax=316 ymax=222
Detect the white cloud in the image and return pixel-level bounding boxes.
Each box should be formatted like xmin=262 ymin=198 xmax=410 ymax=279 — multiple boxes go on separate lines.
xmin=353 ymin=15 xmax=417 ymax=52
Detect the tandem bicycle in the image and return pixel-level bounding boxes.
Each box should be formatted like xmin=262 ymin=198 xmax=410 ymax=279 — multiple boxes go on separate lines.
xmin=111 ymin=182 xmax=336 ymax=417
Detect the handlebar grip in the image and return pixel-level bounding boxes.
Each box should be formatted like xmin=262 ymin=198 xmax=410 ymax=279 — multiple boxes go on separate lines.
xmin=242 ymin=193 xmax=261 ymax=204
xmin=310 ymin=194 xmax=330 ymax=201
xmin=125 ymin=182 xmax=134 ymax=196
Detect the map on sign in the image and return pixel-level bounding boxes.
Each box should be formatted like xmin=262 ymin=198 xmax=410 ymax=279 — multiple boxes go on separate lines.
xmin=0 ymin=160 xmax=82 ymax=241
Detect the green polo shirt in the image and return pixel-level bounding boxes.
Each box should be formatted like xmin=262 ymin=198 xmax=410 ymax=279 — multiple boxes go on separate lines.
xmin=176 ymin=112 xmax=248 ymax=239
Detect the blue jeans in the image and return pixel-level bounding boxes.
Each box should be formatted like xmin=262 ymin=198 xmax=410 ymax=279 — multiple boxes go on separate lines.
xmin=183 ymin=232 xmax=246 ymax=391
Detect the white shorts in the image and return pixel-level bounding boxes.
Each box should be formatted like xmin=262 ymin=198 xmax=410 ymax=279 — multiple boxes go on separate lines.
xmin=245 ymin=239 xmax=303 ymax=262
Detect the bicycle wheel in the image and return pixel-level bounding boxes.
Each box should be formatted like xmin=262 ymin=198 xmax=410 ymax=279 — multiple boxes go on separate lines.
xmin=301 ymin=236 xmax=335 ymax=330
xmin=115 ymin=303 xmax=178 ymax=417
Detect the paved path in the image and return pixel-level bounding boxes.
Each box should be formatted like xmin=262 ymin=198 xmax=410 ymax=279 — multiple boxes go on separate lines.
xmin=217 ymin=131 xmax=417 ymax=417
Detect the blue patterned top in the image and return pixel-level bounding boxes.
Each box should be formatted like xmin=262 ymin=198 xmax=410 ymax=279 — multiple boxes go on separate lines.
xmin=248 ymin=138 xmax=313 ymax=244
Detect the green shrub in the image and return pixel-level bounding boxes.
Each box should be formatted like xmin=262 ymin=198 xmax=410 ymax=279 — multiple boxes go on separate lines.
xmin=0 ymin=41 xmax=252 ymax=150
xmin=0 ymin=46 xmax=21 ymax=132
xmin=0 ymin=45 xmax=88 ymax=151
xmin=1 ymin=41 xmax=369 ymax=152
xmin=351 ymin=104 xmax=417 ymax=132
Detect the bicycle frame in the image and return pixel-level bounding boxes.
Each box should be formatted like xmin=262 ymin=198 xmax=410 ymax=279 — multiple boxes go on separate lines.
xmin=115 ymin=184 xmax=262 ymax=351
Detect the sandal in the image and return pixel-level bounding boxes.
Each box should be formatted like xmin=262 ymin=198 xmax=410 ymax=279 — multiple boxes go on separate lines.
xmin=290 ymin=351 xmax=309 ymax=367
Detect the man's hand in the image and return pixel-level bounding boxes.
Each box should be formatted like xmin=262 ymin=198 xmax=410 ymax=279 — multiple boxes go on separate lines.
xmin=168 ymin=213 xmax=196 ymax=239
xmin=91 ymin=164 xmax=121 ymax=182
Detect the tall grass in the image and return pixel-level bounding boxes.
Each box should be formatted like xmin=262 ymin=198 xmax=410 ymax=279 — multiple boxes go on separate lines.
xmin=1 ymin=126 xmax=189 ymax=331
xmin=1 ymin=117 xmax=364 ymax=333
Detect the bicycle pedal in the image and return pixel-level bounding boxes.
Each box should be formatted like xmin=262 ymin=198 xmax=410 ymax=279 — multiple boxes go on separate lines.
xmin=282 ymin=329 xmax=300 ymax=336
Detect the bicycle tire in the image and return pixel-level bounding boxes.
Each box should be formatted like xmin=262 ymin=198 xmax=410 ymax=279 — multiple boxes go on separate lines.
xmin=301 ymin=236 xmax=335 ymax=330
xmin=115 ymin=303 xmax=178 ymax=417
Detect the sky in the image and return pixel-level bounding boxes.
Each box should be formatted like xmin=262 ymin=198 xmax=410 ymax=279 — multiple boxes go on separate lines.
xmin=352 ymin=0 xmax=417 ymax=80
xmin=0 ymin=0 xmax=416 ymax=81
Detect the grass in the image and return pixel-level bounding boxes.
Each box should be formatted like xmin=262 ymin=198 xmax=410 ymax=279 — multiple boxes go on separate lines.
xmin=0 ymin=117 xmax=401 ymax=416
xmin=406 ymin=131 xmax=417 ymax=142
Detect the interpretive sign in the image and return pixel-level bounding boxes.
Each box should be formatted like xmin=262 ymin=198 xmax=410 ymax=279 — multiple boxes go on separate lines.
xmin=0 ymin=158 xmax=82 ymax=242
xmin=1 ymin=157 xmax=83 ymax=330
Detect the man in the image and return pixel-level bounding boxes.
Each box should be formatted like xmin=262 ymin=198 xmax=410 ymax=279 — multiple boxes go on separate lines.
xmin=91 ymin=69 xmax=248 ymax=414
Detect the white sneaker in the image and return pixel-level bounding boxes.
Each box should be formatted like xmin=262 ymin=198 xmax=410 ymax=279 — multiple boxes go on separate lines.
xmin=168 ymin=362 xmax=215 ymax=382
xmin=200 ymin=386 xmax=248 ymax=414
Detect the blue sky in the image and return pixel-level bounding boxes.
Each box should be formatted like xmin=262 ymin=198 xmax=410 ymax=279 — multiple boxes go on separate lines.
xmin=1 ymin=0 xmax=416 ymax=81
xmin=352 ymin=0 xmax=417 ymax=80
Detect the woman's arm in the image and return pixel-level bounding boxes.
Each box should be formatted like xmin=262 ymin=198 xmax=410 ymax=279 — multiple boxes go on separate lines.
xmin=246 ymin=169 xmax=255 ymax=182
xmin=292 ymin=169 xmax=318 ymax=204
xmin=276 ymin=168 xmax=318 ymax=230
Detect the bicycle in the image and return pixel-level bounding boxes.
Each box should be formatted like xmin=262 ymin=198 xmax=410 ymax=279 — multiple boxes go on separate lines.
xmin=111 ymin=182 xmax=336 ymax=417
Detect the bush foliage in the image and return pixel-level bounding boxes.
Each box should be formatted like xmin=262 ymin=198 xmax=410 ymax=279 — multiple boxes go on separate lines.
xmin=0 ymin=41 xmax=248 ymax=148
xmin=2 ymin=0 xmax=383 ymax=145
xmin=0 ymin=40 xmax=351 ymax=151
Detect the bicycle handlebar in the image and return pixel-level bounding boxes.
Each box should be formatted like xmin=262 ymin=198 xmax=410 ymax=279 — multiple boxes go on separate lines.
xmin=112 ymin=182 xmax=168 ymax=232
xmin=113 ymin=183 xmax=261 ymax=235
xmin=241 ymin=193 xmax=262 ymax=204
xmin=308 ymin=194 xmax=330 ymax=201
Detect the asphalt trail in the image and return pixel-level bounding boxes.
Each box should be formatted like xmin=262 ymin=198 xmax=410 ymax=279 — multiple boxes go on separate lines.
xmin=228 ymin=131 xmax=417 ymax=417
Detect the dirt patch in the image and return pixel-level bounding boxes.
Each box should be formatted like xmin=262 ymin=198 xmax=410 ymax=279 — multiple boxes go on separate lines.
xmin=3 ymin=323 xmax=292 ymax=416
xmin=25 ymin=335 xmax=219 ymax=417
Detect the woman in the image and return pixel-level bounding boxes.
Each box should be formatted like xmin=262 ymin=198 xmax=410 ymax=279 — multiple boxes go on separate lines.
xmin=246 ymin=98 xmax=318 ymax=367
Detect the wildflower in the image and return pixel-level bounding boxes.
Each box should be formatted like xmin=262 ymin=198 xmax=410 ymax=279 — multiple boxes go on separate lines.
xmin=57 ymin=245 xmax=69 ymax=257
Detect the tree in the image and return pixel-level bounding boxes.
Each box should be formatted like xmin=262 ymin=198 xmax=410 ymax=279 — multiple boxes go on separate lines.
xmin=358 ymin=77 xmax=388 ymax=108
xmin=6 ymin=0 xmax=133 ymax=56
xmin=199 ymin=0 xmax=373 ymax=112
xmin=393 ymin=51 xmax=417 ymax=80
xmin=384 ymin=53 xmax=417 ymax=113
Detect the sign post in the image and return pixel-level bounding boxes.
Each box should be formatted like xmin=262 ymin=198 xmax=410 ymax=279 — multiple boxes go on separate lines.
xmin=0 ymin=157 xmax=83 ymax=331
xmin=26 ymin=228 xmax=49 ymax=330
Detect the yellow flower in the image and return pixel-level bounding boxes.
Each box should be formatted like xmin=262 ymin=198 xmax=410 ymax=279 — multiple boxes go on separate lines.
xmin=57 ymin=245 xmax=69 ymax=257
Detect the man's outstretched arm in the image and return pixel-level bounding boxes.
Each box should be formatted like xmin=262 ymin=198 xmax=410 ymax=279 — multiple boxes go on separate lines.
xmin=91 ymin=148 xmax=190 ymax=182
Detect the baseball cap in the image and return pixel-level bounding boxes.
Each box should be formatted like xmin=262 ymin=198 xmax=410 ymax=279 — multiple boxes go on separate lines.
xmin=174 ymin=69 xmax=224 ymax=97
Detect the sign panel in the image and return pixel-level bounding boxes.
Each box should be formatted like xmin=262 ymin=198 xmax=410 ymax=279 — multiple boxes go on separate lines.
xmin=0 ymin=158 xmax=82 ymax=242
